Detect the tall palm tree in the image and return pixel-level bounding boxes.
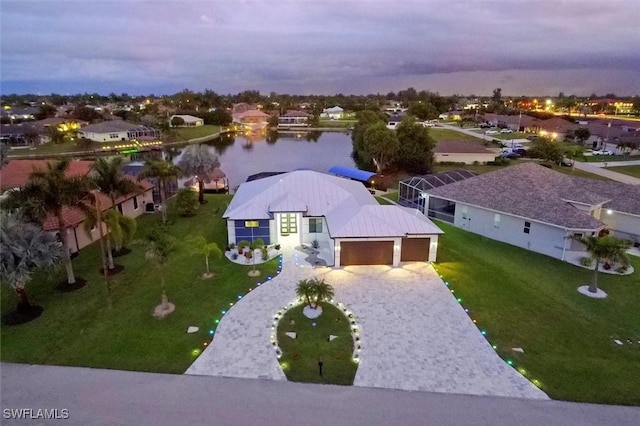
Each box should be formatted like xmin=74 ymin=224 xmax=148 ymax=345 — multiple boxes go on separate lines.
xmin=90 ymin=157 xmax=142 ymax=269
xmin=0 ymin=212 xmax=62 ymax=323
xmin=177 ymin=145 xmax=221 ymax=204
xmin=105 ymin=211 xmax=136 ymax=254
xmin=1 ymin=159 xmax=90 ymax=287
xmin=138 ymin=159 xmax=180 ymax=224
xmin=576 ymin=235 xmax=630 ymax=293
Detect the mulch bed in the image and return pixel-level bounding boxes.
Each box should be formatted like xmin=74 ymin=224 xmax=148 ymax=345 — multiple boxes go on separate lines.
xmin=56 ymin=277 xmax=88 ymax=293
xmin=3 ymin=305 xmax=44 ymax=326
xmin=100 ymin=264 xmax=125 ymax=276
xmin=111 ymin=248 xmax=132 ymax=258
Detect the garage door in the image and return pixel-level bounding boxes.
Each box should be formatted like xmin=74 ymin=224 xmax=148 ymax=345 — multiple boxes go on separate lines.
xmin=400 ymin=238 xmax=430 ymax=262
xmin=340 ymin=241 xmax=393 ymax=266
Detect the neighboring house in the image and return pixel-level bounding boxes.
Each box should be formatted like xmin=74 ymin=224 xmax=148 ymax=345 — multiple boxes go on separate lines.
xmin=120 ymin=161 xmax=178 ymax=205
xmin=0 ymin=160 xmax=154 ymax=254
xmin=434 ymin=141 xmax=497 ymax=164
xmin=33 ymin=117 xmax=88 ymax=132
xmin=483 ymin=113 xmax=540 ymax=132
xmin=223 ymin=170 xmax=443 ymax=267
xmin=277 ymin=111 xmax=312 ymax=128
xmin=415 ymin=163 xmax=640 ymax=262
xmin=169 ymin=114 xmax=204 ymax=127
xmin=386 ymin=114 xmax=405 ymax=130
xmin=1 ymin=106 xmax=38 ymax=121
xmin=78 ymin=121 xmax=160 ymax=142
xmin=321 ymin=106 xmax=344 ymax=120
xmin=232 ymin=103 xmax=254 ymax=114
xmin=0 ymin=123 xmax=39 ymax=147
xmin=232 ymin=109 xmax=270 ymax=128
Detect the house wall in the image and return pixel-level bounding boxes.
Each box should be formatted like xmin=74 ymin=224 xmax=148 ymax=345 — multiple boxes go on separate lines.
xmin=601 ymin=210 xmax=640 ymax=242
xmin=301 ymin=217 xmax=331 ymax=247
xmin=434 ymin=152 xmax=496 ymax=164
xmin=116 ymin=191 xmax=154 ymax=219
xmin=80 ymin=130 xmax=129 ymax=142
xmin=453 ymin=203 xmax=571 ymax=259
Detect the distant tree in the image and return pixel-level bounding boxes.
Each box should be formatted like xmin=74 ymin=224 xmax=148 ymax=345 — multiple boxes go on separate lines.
xmin=528 ymin=138 xmax=565 ymax=164
xmin=34 ymin=104 xmax=57 ymax=120
xmin=200 ymin=109 xmax=232 ymax=126
xmin=362 ymin=122 xmax=399 ymax=173
xmin=47 ymin=126 xmax=66 ymax=144
xmin=0 ymin=144 xmax=9 ymax=169
xmin=492 ymin=88 xmax=502 ymax=102
xmin=72 ymin=106 xmax=102 ymax=122
xmin=0 ymin=212 xmax=62 ymax=324
xmin=574 ymin=235 xmax=630 ymax=294
xmin=616 ymin=140 xmax=638 ymax=156
xmin=175 ymin=188 xmax=199 ymax=216
xmin=396 ymin=117 xmax=436 ymax=174
xmin=177 ymin=144 xmax=220 ymax=204
xmin=408 ymin=101 xmax=439 ymax=120
xmin=574 ymin=128 xmax=591 ymax=146
xmin=170 ymin=116 xmax=185 ymax=127
xmin=268 ymin=114 xmax=279 ymax=128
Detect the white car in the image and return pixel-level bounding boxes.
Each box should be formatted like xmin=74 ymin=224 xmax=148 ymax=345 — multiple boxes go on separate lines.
xmin=500 ymin=128 xmax=513 ymax=133
xmin=485 ymin=130 xmax=499 ymax=135
xmin=592 ymin=149 xmax=614 ymax=156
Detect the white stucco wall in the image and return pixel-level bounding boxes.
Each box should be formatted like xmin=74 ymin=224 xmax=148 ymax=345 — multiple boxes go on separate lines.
xmin=601 ymin=210 xmax=640 ymax=241
xmin=453 ymin=203 xmax=571 ymax=259
xmin=80 ymin=130 xmax=129 ymax=142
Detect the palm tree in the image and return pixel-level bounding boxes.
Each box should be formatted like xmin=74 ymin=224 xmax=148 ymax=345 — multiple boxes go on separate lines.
xmin=1 ymin=159 xmax=90 ymax=287
xmin=190 ymin=236 xmax=222 ymax=278
xmin=0 ymin=213 xmax=62 ymax=324
xmin=91 ymin=157 xmax=142 ymax=269
xmin=138 ymin=159 xmax=180 ymax=224
xmin=177 ymin=145 xmax=221 ymax=204
xmin=106 ymin=211 xmax=136 ymax=254
xmin=296 ymin=279 xmax=316 ymax=308
xmin=142 ymin=230 xmax=176 ymax=317
xmin=576 ymin=235 xmax=630 ymax=293
xmin=248 ymin=238 xmax=265 ymax=276
xmin=311 ymin=278 xmax=335 ymax=308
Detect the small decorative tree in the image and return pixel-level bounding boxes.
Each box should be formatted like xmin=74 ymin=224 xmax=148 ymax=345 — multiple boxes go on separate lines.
xmin=296 ymin=278 xmax=335 ymax=317
xmin=312 ymin=278 xmax=335 ymax=307
xmin=248 ymin=238 xmax=265 ymax=276
xmin=142 ymin=230 xmax=177 ymax=318
xmin=236 ymin=240 xmax=250 ymax=256
xmin=575 ymin=235 xmax=630 ymax=295
xmin=190 ymin=236 xmax=222 ymax=279
xmin=296 ymin=279 xmax=316 ymax=308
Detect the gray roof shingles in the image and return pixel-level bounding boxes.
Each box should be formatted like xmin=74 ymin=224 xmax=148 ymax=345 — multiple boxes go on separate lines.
xmin=426 ymin=163 xmax=640 ymax=230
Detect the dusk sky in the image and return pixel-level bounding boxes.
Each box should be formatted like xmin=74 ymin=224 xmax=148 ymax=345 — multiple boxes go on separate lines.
xmin=1 ymin=0 xmax=639 ymax=97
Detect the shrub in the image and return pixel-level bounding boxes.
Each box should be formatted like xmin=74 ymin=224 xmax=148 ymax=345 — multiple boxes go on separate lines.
xmin=261 ymin=246 xmax=269 ymax=261
xmin=616 ymin=265 xmax=628 ymax=274
xmin=274 ymin=244 xmax=281 ymax=250
xmin=580 ymin=257 xmax=593 ymax=267
xmin=231 ymin=253 xmax=238 ymax=260
xmin=311 ymin=240 xmax=320 ymax=249
xmin=175 ymin=188 xmax=198 ymax=217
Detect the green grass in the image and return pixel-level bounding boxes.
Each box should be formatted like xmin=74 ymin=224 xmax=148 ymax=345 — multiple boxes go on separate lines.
xmin=375 ymin=196 xmax=393 ymax=205
xmin=580 ymin=155 xmax=637 ymax=163
xmin=0 ymin=194 xmax=278 ymax=374
xmin=434 ymin=161 xmax=611 ymax=181
xmin=170 ymin=125 xmax=221 ymax=141
xmin=490 ymin=132 xmax=529 ymax=140
xmin=277 ymin=302 xmax=358 ymax=385
xmin=318 ymin=119 xmax=357 ymax=128
xmin=608 ymin=165 xmax=640 ymax=178
xmin=435 ymin=221 xmax=640 ymax=405
xmin=429 ymin=128 xmax=484 ymax=142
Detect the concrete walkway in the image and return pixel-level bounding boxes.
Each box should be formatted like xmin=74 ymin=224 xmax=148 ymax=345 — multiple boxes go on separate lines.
xmin=187 ymin=249 xmax=546 ymax=400
xmin=3 ymin=363 xmax=639 ymax=426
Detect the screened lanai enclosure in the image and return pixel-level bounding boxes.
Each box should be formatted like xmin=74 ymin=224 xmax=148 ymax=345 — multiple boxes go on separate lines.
xmin=398 ymin=169 xmax=477 ymax=223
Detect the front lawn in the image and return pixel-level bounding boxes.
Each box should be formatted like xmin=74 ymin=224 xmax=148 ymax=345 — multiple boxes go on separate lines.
xmin=277 ymin=302 xmax=358 ymax=385
xmin=429 ymin=128 xmax=484 ymax=142
xmin=435 ymin=221 xmax=640 ymax=405
xmin=0 ymin=194 xmax=278 ymax=374
xmin=580 ymin=155 xmax=637 ymax=163
xmin=170 ymin=125 xmax=221 ymax=142
xmin=607 ymin=165 xmax=640 ymax=178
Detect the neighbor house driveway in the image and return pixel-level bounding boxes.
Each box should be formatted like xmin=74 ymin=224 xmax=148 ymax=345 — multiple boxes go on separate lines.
xmin=186 ymin=249 xmax=546 ymax=400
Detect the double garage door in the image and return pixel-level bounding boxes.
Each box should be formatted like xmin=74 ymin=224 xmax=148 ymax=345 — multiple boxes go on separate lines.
xmin=340 ymin=238 xmax=430 ymax=266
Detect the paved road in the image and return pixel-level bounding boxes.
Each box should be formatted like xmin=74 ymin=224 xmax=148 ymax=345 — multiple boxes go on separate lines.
xmin=1 ymin=363 xmax=638 ymax=426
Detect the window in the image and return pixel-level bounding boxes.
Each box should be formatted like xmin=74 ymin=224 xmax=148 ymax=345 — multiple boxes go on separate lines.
xmin=494 ymin=213 xmax=501 ymax=229
xmin=280 ymin=214 xmax=297 ymax=235
xmin=117 ymin=203 xmax=123 ymax=214
xmin=309 ymin=218 xmax=323 ymax=233
xmin=524 ymin=221 xmax=531 ymax=234
xmin=110 ymin=133 xmax=119 ymax=139
xmin=133 ymin=196 xmax=138 ymax=210
xmin=461 ymin=205 xmax=468 ymax=220
xmin=245 ymin=220 xmax=259 ymax=228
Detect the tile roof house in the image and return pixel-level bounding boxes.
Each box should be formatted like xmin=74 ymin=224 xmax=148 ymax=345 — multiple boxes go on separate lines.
xmin=421 ymin=163 xmax=640 ymax=261
xmin=0 ymin=159 xmax=155 ymax=254
xmin=224 ymin=170 xmax=443 ymax=266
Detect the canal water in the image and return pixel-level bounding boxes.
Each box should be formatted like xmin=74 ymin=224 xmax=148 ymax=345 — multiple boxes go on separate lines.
xmin=173 ymin=131 xmax=355 ymax=189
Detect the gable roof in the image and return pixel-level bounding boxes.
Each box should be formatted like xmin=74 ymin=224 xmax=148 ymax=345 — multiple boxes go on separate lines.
xmin=79 ymin=121 xmax=149 ymax=134
xmin=425 ymin=163 xmax=639 ymax=229
xmin=224 ymin=170 xmax=442 ymax=238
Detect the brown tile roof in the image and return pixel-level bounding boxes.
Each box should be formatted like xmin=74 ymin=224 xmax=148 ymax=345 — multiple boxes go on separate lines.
xmin=434 ymin=140 xmax=494 ymax=154
xmin=426 ymin=163 xmax=640 ymax=229
xmin=538 ymin=117 xmax=579 ymax=133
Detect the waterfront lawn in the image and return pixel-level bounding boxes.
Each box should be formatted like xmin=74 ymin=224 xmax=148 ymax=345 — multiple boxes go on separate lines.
xmin=318 ymin=119 xmax=357 ymax=128
xmin=0 ymin=194 xmax=278 ymax=374
xmin=608 ymin=165 xmax=640 ymax=178
xmin=435 ymin=221 xmax=640 ymax=406
xmin=277 ymin=302 xmax=358 ymax=385
xmin=171 ymin=125 xmax=221 ymax=141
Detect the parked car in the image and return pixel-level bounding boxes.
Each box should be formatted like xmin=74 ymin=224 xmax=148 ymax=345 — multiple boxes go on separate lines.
xmin=479 ymin=122 xmax=492 ymax=128
xmin=500 ymin=128 xmax=513 ymax=134
xmin=501 ymin=152 xmax=521 ymax=159
xmin=592 ymin=149 xmax=614 ymax=156
xmin=526 ymin=135 xmax=539 ymax=141
xmin=513 ymin=148 xmax=527 ymax=156
xmin=485 ymin=130 xmax=499 ymax=135
xmin=559 ymin=157 xmax=573 ymax=167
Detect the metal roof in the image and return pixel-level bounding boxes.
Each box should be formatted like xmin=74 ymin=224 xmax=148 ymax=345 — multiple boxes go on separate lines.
xmin=328 ymin=166 xmax=376 ymax=182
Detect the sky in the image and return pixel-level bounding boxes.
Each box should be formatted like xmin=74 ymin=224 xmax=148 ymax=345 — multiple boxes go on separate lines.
xmin=1 ymin=0 xmax=639 ymax=97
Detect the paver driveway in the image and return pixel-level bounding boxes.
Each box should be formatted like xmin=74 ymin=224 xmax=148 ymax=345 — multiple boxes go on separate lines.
xmin=186 ymin=249 xmax=547 ymax=400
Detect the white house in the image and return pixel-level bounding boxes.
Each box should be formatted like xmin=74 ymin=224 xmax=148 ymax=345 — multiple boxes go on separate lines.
xmin=420 ymin=163 xmax=640 ymax=261
xmin=223 ymin=170 xmax=443 ymax=267
xmin=169 ymin=114 xmax=204 ymax=127
xmin=321 ymin=106 xmax=344 ymax=120
xmin=78 ymin=121 xmax=160 ymax=143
